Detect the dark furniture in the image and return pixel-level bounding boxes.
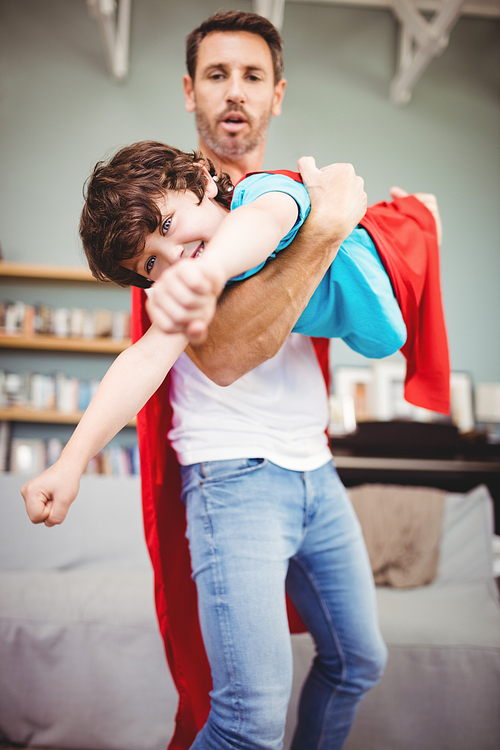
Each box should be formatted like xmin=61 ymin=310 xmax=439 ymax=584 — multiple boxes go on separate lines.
xmin=330 ymin=421 xmax=500 ymax=533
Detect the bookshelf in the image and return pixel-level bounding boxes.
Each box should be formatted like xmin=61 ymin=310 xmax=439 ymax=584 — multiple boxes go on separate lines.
xmin=0 ymin=261 xmax=96 ymax=282
xmin=0 ymin=405 xmax=136 ymax=427
xmin=0 ymin=333 xmax=130 ymax=354
xmin=0 ymin=262 xmax=137 ymax=468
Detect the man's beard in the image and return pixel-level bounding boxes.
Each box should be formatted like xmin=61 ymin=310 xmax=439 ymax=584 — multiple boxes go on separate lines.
xmin=195 ymin=105 xmax=272 ymax=159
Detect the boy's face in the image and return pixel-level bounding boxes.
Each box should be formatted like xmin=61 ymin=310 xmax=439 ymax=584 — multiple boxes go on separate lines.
xmin=122 ymin=176 xmax=227 ymax=283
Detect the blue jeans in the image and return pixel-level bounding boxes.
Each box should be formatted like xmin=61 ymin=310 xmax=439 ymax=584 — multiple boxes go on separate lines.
xmin=180 ymin=458 xmax=387 ymax=750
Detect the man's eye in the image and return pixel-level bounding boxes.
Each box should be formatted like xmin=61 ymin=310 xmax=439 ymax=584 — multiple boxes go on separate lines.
xmin=146 ymin=256 xmax=156 ymax=274
xmin=161 ymin=217 xmax=172 ymax=235
xmin=209 ymin=72 xmax=225 ymax=81
xmin=247 ymin=75 xmax=261 ymax=82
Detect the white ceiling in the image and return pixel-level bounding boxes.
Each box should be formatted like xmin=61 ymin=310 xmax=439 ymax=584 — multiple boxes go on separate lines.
xmin=87 ymin=0 xmax=500 ymax=104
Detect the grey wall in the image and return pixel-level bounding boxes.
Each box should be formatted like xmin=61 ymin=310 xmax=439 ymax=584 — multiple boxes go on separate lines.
xmin=1 ymin=0 xmax=499 ymax=395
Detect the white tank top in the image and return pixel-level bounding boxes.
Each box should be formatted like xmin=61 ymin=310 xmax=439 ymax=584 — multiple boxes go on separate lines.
xmin=168 ymin=333 xmax=332 ymax=471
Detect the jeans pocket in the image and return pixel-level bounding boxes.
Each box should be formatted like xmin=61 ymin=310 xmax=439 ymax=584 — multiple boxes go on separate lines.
xmin=200 ymin=457 xmax=266 ymax=484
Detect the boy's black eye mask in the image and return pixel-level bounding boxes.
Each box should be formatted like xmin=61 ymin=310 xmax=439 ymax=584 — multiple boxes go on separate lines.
xmin=129 ymin=271 xmax=154 ymax=289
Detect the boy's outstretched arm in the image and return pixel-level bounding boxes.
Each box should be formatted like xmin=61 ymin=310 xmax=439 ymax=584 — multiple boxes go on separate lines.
xmin=21 ymin=326 xmax=187 ymax=527
xmin=168 ymin=159 xmax=367 ymax=385
xmin=146 ymin=190 xmax=299 ymax=342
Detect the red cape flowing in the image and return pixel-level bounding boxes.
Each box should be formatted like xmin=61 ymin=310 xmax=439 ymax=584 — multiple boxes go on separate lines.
xmin=247 ymin=171 xmax=450 ymax=414
xmin=131 ymin=177 xmax=449 ymax=749
xmin=360 ymin=196 xmax=450 ymax=414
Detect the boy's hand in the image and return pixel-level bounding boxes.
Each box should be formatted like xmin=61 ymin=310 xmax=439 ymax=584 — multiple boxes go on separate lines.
xmin=297 ymin=157 xmax=367 ymax=248
xmin=390 ymin=186 xmax=443 ymax=246
xmin=146 ymin=258 xmax=225 ymax=344
xmin=21 ymin=461 xmax=81 ymax=527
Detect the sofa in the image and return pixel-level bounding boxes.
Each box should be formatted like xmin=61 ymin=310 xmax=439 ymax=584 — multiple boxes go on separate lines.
xmin=1 ymin=473 xmax=499 ymax=750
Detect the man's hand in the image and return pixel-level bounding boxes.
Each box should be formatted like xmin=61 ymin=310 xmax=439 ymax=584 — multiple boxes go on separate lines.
xmin=390 ymin=186 xmax=442 ymax=246
xmin=146 ymin=258 xmax=225 ymax=344
xmin=187 ymin=157 xmax=368 ymax=384
xmin=298 ymin=156 xmax=367 ymax=251
xmin=21 ymin=461 xmax=81 ymax=527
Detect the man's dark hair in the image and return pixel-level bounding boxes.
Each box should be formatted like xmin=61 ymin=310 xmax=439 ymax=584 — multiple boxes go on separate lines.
xmin=186 ymin=11 xmax=284 ymax=85
xmin=79 ymin=141 xmax=233 ymax=287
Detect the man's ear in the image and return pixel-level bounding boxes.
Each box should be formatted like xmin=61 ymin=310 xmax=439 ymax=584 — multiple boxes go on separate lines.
xmin=271 ymin=78 xmax=287 ymax=117
xmin=183 ymin=74 xmax=196 ymax=113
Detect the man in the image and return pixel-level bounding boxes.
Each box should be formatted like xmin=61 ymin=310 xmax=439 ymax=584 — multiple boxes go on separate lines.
xmin=132 ymin=11 xmax=387 ymax=750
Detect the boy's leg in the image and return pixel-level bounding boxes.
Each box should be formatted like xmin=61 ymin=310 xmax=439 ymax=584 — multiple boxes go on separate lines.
xmin=286 ymin=462 xmax=387 ymax=750
xmin=180 ymin=458 xmax=309 ymax=750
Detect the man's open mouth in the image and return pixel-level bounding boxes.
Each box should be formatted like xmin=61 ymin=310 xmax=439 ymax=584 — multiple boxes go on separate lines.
xmin=220 ymin=112 xmax=248 ymax=133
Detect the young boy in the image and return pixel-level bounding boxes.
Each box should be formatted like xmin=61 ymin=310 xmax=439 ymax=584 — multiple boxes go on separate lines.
xmin=82 ymin=140 xmax=448 ymax=406
xmin=23 ymin=140 xmax=448 ymax=526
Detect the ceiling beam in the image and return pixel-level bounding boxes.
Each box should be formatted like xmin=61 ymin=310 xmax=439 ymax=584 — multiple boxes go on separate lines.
xmin=253 ymin=0 xmax=496 ymax=103
xmin=87 ymin=0 xmax=131 ymax=82
xmin=390 ymin=0 xmax=467 ymax=103
xmin=284 ymin=0 xmax=499 ymax=18
xmin=254 ymin=0 xmax=287 ymax=29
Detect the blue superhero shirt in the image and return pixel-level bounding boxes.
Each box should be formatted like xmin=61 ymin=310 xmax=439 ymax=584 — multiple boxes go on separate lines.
xmin=230 ymin=172 xmax=406 ymax=359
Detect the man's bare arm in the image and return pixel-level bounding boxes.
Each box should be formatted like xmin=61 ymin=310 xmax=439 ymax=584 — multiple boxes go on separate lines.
xmin=187 ymin=158 xmax=367 ymax=385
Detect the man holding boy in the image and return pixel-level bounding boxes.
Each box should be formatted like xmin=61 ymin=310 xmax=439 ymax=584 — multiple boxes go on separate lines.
xmin=135 ymin=11 xmax=387 ymax=750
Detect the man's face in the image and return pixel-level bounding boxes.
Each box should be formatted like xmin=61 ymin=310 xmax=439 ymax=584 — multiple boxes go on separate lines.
xmin=184 ymin=31 xmax=286 ymax=160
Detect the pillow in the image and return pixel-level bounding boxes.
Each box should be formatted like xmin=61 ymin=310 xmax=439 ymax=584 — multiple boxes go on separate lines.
xmin=348 ymin=484 xmax=446 ymax=588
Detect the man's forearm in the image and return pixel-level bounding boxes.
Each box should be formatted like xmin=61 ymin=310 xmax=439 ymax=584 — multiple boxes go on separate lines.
xmin=187 ymin=215 xmax=343 ymax=384
xmin=187 ymin=159 xmax=367 ymax=385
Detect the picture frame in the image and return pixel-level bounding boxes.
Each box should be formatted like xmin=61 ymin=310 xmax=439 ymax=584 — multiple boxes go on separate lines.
xmin=328 ymin=394 xmax=357 ymax=435
xmin=475 ymin=382 xmax=500 ymax=424
xmin=450 ymin=372 xmax=474 ymax=433
xmin=371 ymin=361 xmax=415 ymax=421
xmin=372 ymin=363 xmax=474 ymax=431
xmin=333 ymin=366 xmax=373 ymax=422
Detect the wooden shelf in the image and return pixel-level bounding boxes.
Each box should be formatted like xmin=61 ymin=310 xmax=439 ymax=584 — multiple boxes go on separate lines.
xmin=0 ymin=262 xmax=136 ymax=434
xmin=0 ymin=261 xmax=100 ymax=283
xmin=0 ymin=406 xmax=136 ymax=427
xmin=0 ymin=334 xmax=130 ymax=354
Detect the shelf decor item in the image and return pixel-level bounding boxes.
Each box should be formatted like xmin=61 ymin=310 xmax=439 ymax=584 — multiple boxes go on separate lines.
xmin=0 ymin=262 xmax=135 ymax=428
xmin=333 ymin=366 xmax=374 ymax=423
xmin=475 ymin=382 xmax=500 ymax=442
xmin=10 ymin=438 xmax=46 ymax=475
xmin=328 ymin=394 xmax=357 ymax=435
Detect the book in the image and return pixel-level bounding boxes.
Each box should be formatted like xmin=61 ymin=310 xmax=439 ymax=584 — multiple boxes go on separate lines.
xmin=0 ymin=301 xmax=130 ymax=341
xmin=0 ymin=421 xmax=11 ymax=472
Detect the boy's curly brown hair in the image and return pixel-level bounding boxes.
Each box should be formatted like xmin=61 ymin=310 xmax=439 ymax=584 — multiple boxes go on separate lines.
xmin=79 ymin=141 xmax=234 ymax=287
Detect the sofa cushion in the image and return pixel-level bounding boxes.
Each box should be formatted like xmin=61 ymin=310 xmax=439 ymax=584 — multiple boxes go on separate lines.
xmin=437 ymin=484 xmax=495 ymax=583
xmin=0 ymin=569 xmax=176 ymax=750
xmin=0 ymin=474 xmax=150 ymax=571
xmin=349 ymin=484 xmax=446 ymax=587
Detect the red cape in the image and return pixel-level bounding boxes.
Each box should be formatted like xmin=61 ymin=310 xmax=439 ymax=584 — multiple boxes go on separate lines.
xmin=360 ymin=195 xmax=450 ymax=414
xmin=131 ymin=179 xmax=449 ymax=749
xmin=247 ymin=170 xmax=450 ymax=414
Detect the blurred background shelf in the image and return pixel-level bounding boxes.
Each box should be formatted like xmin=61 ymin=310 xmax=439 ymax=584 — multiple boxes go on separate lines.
xmin=0 ymin=406 xmax=136 ymax=427
xmin=0 ymin=334 xmax=130 ymax=354
xmin=0 ymin=261 xmax=97 ymax=282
